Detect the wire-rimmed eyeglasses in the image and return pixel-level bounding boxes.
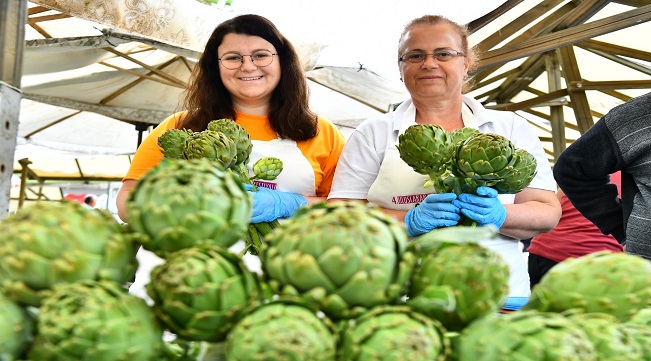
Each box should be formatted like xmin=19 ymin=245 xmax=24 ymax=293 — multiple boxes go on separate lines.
xmin=218 ymin=50 xmax=277 ymax=70
xmin=399 ymin=49 xmax=465 ymax=63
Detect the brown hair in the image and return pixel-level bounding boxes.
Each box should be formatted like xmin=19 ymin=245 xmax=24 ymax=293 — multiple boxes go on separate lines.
xmin=178 ymin=14 xmax=317 ymax=140
xmin=399 ymin=15 xmax=478 ymax=92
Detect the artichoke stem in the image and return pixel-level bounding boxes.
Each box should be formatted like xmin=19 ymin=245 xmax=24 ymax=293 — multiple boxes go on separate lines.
xmin=243 ymin=224 xmax=263 ymax=256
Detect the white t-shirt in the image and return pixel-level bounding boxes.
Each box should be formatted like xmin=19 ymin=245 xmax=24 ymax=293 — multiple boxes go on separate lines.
xmin=328 ymin=96 xmax=556 ymax=200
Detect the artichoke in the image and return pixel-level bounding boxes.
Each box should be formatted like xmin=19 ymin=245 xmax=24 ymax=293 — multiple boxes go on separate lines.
xmin=183 ymin=130 xmax=237 ymax=167
xmin=126 ymin=158 xmax=252 ymax=257
xmin=225 ymin=300 xmax=337 ymax=361
xmin=406 ymin=226 xmax=509 ymax=331
xmin=453 ymin=132 xmax=537 ymax=194
xmin=629 ymin=308 xmax=651 ymax=327
xmin=338 ymin=305 xmax=449 ymax=361
xmin=567 ymin=312 xmax=642 ymax=361
xmin=397 ymin=124 xmax=449 ymax=177
xmin=625 ymin=323 xmax=651 ymax=361
xmin=262 ymin=201 xmax=415 ymax=320
xmin=523 ymin=251 xmax=651 ymax=322
xmin=447 ymin=127 xmax=481 ymax=148
xmin=146 ymin=244 xmax=261 ymax=342
xmin=158 ymin=128 xmax=192 ymax=159
xmin=28 ymin=280 xmax=163 ymax=361
xmin=0 ymin=201 xmax=137 ymax=306
xmin=0 ymin=291 xmax=32 ymax=360
xmin=251 ymin=157 xmax=283 ymax=181
xmin=456 ymin=310 xmax=597 ymax=361
xmin=207 ymin=119 xmax=253 ymax=167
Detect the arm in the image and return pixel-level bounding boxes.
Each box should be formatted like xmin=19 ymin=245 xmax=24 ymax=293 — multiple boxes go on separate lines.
xmin=500 ymin=187 xmax=561 ymax=240
xmin=116 ymin=180 xmax=137 ymax=223
xmin=553 ymin=118 xmax=624 ymax=241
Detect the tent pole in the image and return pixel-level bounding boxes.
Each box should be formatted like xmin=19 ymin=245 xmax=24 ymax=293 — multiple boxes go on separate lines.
xmin=0 ymin=0 xmax=28 ymax=219
xmin=135 ymin=122 xmax=149 ymax=148
xmin=17 ymin=158 xmax=31 ymax=210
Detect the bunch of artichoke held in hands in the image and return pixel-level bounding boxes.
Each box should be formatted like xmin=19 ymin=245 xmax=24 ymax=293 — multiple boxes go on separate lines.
xmin=397 ymin=124 xmax=537 ymax=225
xmin=157 ymin=119 xmax=282 ymax=256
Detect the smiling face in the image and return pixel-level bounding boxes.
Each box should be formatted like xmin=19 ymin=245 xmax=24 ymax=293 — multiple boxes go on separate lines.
xmin=398 ymin=23 xmax=470 ymax=105
xmin=218 ymin=33 xmax=281 ymax=110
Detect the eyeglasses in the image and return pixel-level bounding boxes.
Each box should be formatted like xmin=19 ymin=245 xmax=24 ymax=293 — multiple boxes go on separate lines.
xmin=399 ymin=49 xmax=465 ymax=63
xmin=218 ymin=50 xmax=277 ymax=70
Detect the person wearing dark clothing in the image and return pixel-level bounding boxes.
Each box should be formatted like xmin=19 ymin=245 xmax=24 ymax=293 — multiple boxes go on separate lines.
xmin=553 ymin=92 xmax=651 ymax=260
xmin=527 ymin=172 xmax=623 ymax=288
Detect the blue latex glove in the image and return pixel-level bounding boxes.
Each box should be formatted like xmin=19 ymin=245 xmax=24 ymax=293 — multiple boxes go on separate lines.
xmin=245 ymin=184 xmax=308 ymax=223
xmin=404 ymin=193 xmax=460 ymax=237
xmin=452 ymin=186 xmax=507 ymax=228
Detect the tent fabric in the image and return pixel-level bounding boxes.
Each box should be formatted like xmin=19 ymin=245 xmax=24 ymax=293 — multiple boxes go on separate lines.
xmin=17 ymin=0 xmax=650 ymax=183
xmin=31 ymin=0 xmax=225 ymax=52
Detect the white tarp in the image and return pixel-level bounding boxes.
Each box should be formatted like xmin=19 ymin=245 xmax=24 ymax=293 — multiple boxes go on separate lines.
xmin=18 ymin=0 xmax=507 ymax=180
xmin=22 ymin=0 xmax=650 ymax=182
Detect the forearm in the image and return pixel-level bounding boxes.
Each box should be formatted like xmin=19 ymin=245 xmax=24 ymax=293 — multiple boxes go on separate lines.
xmin=116 ymin=180 xmax=137 ymax=223
xmin=500 ymin=199 xmax=561 ymax=240
xmin=305 ymin=195 xmax=327 ymax=205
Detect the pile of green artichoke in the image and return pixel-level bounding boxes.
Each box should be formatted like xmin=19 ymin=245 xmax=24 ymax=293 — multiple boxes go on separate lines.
xmin=3 ymin=161 xmax=651 ymax=360
xmin=0 ymin=201 xmax=167 ymax=360
xmin=397 ymin=124 xmax=537 ymax=195
xmin=0 ymin=201 xmax=137 ymax=306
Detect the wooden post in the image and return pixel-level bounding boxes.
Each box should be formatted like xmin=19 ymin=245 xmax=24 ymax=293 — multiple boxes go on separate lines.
xmin=0 ymin=0 xmax=28 ymax=219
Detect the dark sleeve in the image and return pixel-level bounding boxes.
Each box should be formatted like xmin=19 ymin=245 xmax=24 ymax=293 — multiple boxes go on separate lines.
xmin=553 ymin=118 xmax=625 ymax=242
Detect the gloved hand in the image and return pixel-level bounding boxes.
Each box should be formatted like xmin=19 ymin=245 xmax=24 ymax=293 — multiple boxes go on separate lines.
xmin=452 ymin=186 xmax=507 ymax=228
xmin=404 ymin=193 xmax=460 ymax=237
xmin=245 ymin=184 xmax=308 ymax=223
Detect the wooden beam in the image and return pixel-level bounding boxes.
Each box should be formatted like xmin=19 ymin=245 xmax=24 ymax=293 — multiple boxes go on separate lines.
xmin=100 ymin=55 xmax=184 ymax=104
xmin=583 ymin=48 xmax=651 ymax=76
xmin=559 ymin=46 xmax=595 ymax=133
xmin=477 ymin=0 xmax=629 ymax=104
xmin=611 ymin=0 xmax=651 ymax=6
xmin=487 ymin=55 xmax=547 ymax=104
xmin=472 ymin=68 xmax=521 ymax=89
xmin=472 ymin=1 xmax=575 ymax=83
xmin=467 ymin=0 xmax=526 ymax=34
xmin=568 ymin=79 xmax=651 ymax=90
xmin=102 ymin=47 xmax=187 ymax=87
xmin=22 ymin=93 xmax=171 ymax=125
xmin=477 ymin=4 xmax=651 ymax=70
xmin=488 ymin=89 xmax=569 ymax=111
xmin=28 ymin=6 xmax=51 ymax=15
xmin=599 ymin=89 xmax=633 ymax=102
xmin=23 ymin=110 xmax=82 ymax=138
xmin=577 ymin=39 xmax=651 ymax=62
xmin=26 ymin=13 xmax=70 ymax=24
xmin=99 ymin=59 xmax=185 ymax=89
xmin=545 ymin=51 xmax=567 ymax=160
xmin=474 ymin=0 xmax=565 ymax=53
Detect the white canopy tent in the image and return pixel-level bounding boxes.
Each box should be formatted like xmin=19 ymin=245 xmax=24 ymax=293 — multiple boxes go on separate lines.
xmin=12 ymin=0 xmax=503 ymax=209
xmin=10 ymin=0 xmax=651 ymax=212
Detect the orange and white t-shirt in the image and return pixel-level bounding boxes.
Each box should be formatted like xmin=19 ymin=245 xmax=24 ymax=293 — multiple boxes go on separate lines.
xmin=123 ymin=111 xmax=345 ymax=197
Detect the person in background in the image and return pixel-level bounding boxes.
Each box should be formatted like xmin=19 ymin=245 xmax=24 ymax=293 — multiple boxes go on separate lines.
xmin=115 ymin=14 xmax=345 ymax=223
xmin=83 ymin=194 xmax=97 ymax=209
xmin=327 ymin=15 xmax=561 ymax=300
xmin=553 ymin=92 xmax=651 ymax=260
xmin=527 ymin=172 xmax=623 ymax=288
